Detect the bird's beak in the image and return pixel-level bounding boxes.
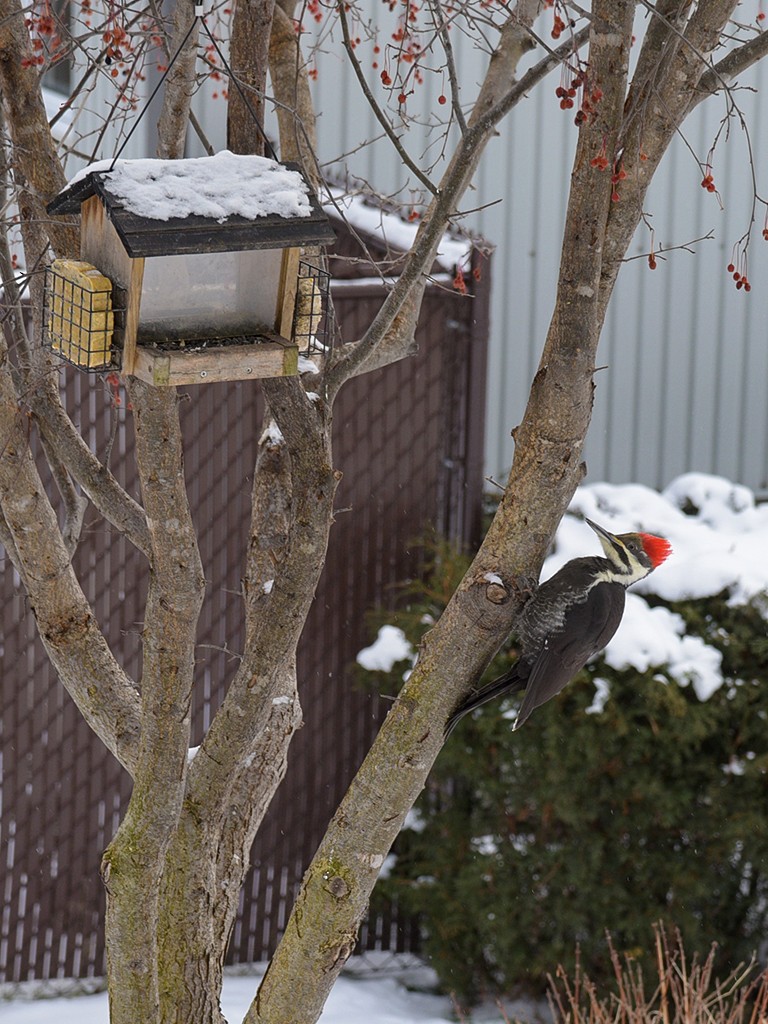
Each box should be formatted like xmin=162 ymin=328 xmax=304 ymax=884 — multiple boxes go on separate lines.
xmin=584 ymin=517 xmax=618 ymax=545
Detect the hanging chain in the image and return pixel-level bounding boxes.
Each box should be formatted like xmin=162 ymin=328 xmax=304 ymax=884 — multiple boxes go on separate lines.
xmin=109 ymin=0 xmax=277 ymax=169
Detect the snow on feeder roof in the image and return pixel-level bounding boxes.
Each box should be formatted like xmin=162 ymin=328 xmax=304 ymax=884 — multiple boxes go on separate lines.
xmin=49 ymin=152 xmax=335 ymax=257
xmin=45 ymin=152 xmax=335 ymax=386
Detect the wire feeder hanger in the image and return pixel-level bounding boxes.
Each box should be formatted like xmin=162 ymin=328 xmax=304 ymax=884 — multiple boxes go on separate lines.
xmin=109 ymin=0 xmax=278 ymax=169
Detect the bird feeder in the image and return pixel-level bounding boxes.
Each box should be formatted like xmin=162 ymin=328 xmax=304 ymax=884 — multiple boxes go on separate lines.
xmin=45 ymin=152 xmax=335 ymax=386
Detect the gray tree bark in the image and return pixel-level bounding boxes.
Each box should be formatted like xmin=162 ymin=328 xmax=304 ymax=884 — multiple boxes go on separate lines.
xmin=0 ymin=1 xmax=763 ymax=1022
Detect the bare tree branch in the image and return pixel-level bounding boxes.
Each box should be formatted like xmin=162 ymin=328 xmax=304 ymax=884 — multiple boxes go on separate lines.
xmin=337 ymin=0 xmax=438 ymax=194
xmin=0 ymin=344 xmax=141 ymax=772
xmin=37 ymin=430 xmax=88 ymax=554
xmin=694 ymin=23 xmax=768 ymax=106
xmin=325 ymin=11 xmax=588 ymax=388
xmin=32 ymin=391 xmax=153 ymax=556
xmin=427 ymin=0 xmax=468 ymax=135
xmin=0 ymin=0 xmax=78 ymax=258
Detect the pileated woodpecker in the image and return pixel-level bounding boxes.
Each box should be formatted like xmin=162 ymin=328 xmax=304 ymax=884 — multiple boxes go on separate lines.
xmin=447 ymin=519 xmax=672 ymax=734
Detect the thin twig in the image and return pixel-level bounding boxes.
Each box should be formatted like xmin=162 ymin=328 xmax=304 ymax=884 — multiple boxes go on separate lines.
xmin=336 ymin=0 xmax=438 ymax=195
xmin=471 ymin=23 xmax=592 ymax=139
xmin=622 ymin=229 xmax=715 ymax=262
xmin=426 ymin=0 xmax=468 ymax=135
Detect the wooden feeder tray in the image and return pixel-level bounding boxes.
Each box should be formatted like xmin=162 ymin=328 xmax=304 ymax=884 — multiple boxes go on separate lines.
xmin=131 ymin=333 xmax=298 ymax=387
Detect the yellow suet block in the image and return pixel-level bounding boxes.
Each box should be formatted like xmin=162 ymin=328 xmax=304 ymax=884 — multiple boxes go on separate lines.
xmin=294 ymin=274 xmax=323 ymax=343
xmin=48 ymin=259 xmax=114 ymax=369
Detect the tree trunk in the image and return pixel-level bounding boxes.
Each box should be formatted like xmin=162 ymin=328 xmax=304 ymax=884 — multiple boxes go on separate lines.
xmin=103 ymin=382 xmax=206 ymax=1024
xmin=268 ymin=2 xmax=317 ymax=167
xmin=147 ymin=382 xmax=339 ymax=1022
xmin=2 ymin=0 xmax=763 ymax=1021
xmin=247 ymin=4 xmax=637 ymax=1020
xmin=228 ymin=0 xmax=276 ymax=155
xmin=156 ymin=0 xmax=201 ymax=160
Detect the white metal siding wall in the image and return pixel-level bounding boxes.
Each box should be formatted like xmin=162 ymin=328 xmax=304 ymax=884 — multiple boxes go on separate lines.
xmin=306 ymin=25 xmax=768 ymax=494
xmin=63 ymin=11 xmax=768 ymax=493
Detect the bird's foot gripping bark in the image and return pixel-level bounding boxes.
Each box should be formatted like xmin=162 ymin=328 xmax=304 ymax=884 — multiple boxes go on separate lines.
xmin=515 ymin=575 xmax=539 ymax=604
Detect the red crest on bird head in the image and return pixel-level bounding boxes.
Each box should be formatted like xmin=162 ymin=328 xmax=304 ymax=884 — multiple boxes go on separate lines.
xmin=639 ymin=533 xmax=672 ymax=568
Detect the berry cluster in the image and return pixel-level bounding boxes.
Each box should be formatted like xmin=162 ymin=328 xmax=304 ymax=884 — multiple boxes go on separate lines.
xmin=728 ymin=265 xmax=751 ymax=291
xmin=701 ymin=170 xmax=716 ymax=193
xmin=554 ymin=83 xmax=577 ymax=109
xmin=105 ymin=372 xmax=131 ymax=410
xmin=590 ymin=140 xmax=609 ymax=172
xmin=203 ymin=41 xmax=229 ymax=99
xmin=23 ymin=4 xmax=63 ymax=69
xmin=727 ymin=249 xmax=751 ymax=292
xmin=556 ymin=65 xmax=603 ymax=126
xmin=103 ymin=25 xmax=128 ymax=64
xmin=369 ymin=1 xmax=428 ymax=109
xmin=611 ymin=161 xmax=627 ymax=202
xmin=306 ymin=0 xmax=323 ymax=23
xmin=552 ymin=12 xmax=566 ymax=38
xmin=589 ymin=142 xmax=627 ymax=201
xmin=451 ymin=260 xmax=482 ymax=293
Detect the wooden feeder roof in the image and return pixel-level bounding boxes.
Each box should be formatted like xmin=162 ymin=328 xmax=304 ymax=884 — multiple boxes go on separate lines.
xmin=47 ymin=153 xmax=336 ymax=258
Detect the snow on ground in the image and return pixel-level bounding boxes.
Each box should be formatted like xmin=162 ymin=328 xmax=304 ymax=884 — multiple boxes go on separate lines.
xmin=8 ymin=473 xmax=764 ymax=1022
xmin=357 ymin=473 xmax=768 ymax=707
xmin=0 ymin=964 xmax=538 ymax=1024
xmin=553 ymin=473 xmax=768 ymax=703
xmin=357 ymin=624 xmax=415 ymax=672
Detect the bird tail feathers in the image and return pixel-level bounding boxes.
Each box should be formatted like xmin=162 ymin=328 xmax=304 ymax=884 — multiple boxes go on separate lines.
xmin=445 ymin=662 xmax=526 ymax=737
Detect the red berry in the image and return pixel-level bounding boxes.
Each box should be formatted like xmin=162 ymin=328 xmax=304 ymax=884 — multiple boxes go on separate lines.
xmin=727 ymin=263 xmax=735 ymax=273
xmin=437 ymin=94 xmax=446 ymax=104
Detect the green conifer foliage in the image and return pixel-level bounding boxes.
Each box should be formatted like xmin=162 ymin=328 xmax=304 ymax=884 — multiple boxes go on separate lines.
xmin=365 ymin=551 xmax=768 ymax=1004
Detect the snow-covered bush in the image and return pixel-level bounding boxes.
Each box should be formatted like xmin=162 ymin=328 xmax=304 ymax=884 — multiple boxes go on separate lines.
xmin=362 ymin=475 xmax=768 ymax=1003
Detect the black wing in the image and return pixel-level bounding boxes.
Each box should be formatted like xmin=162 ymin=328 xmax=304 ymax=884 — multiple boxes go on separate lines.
xmin=514 ymin=580 xmax=625 ymax=729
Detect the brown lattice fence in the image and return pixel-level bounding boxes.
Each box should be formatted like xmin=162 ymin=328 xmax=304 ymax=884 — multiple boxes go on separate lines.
xmin=0 ymin=227 xmax=490 ymax=983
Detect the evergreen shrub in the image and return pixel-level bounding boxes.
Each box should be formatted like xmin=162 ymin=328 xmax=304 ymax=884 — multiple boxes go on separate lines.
xmin=364 ymin=540 xmax=768 ymax=1004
